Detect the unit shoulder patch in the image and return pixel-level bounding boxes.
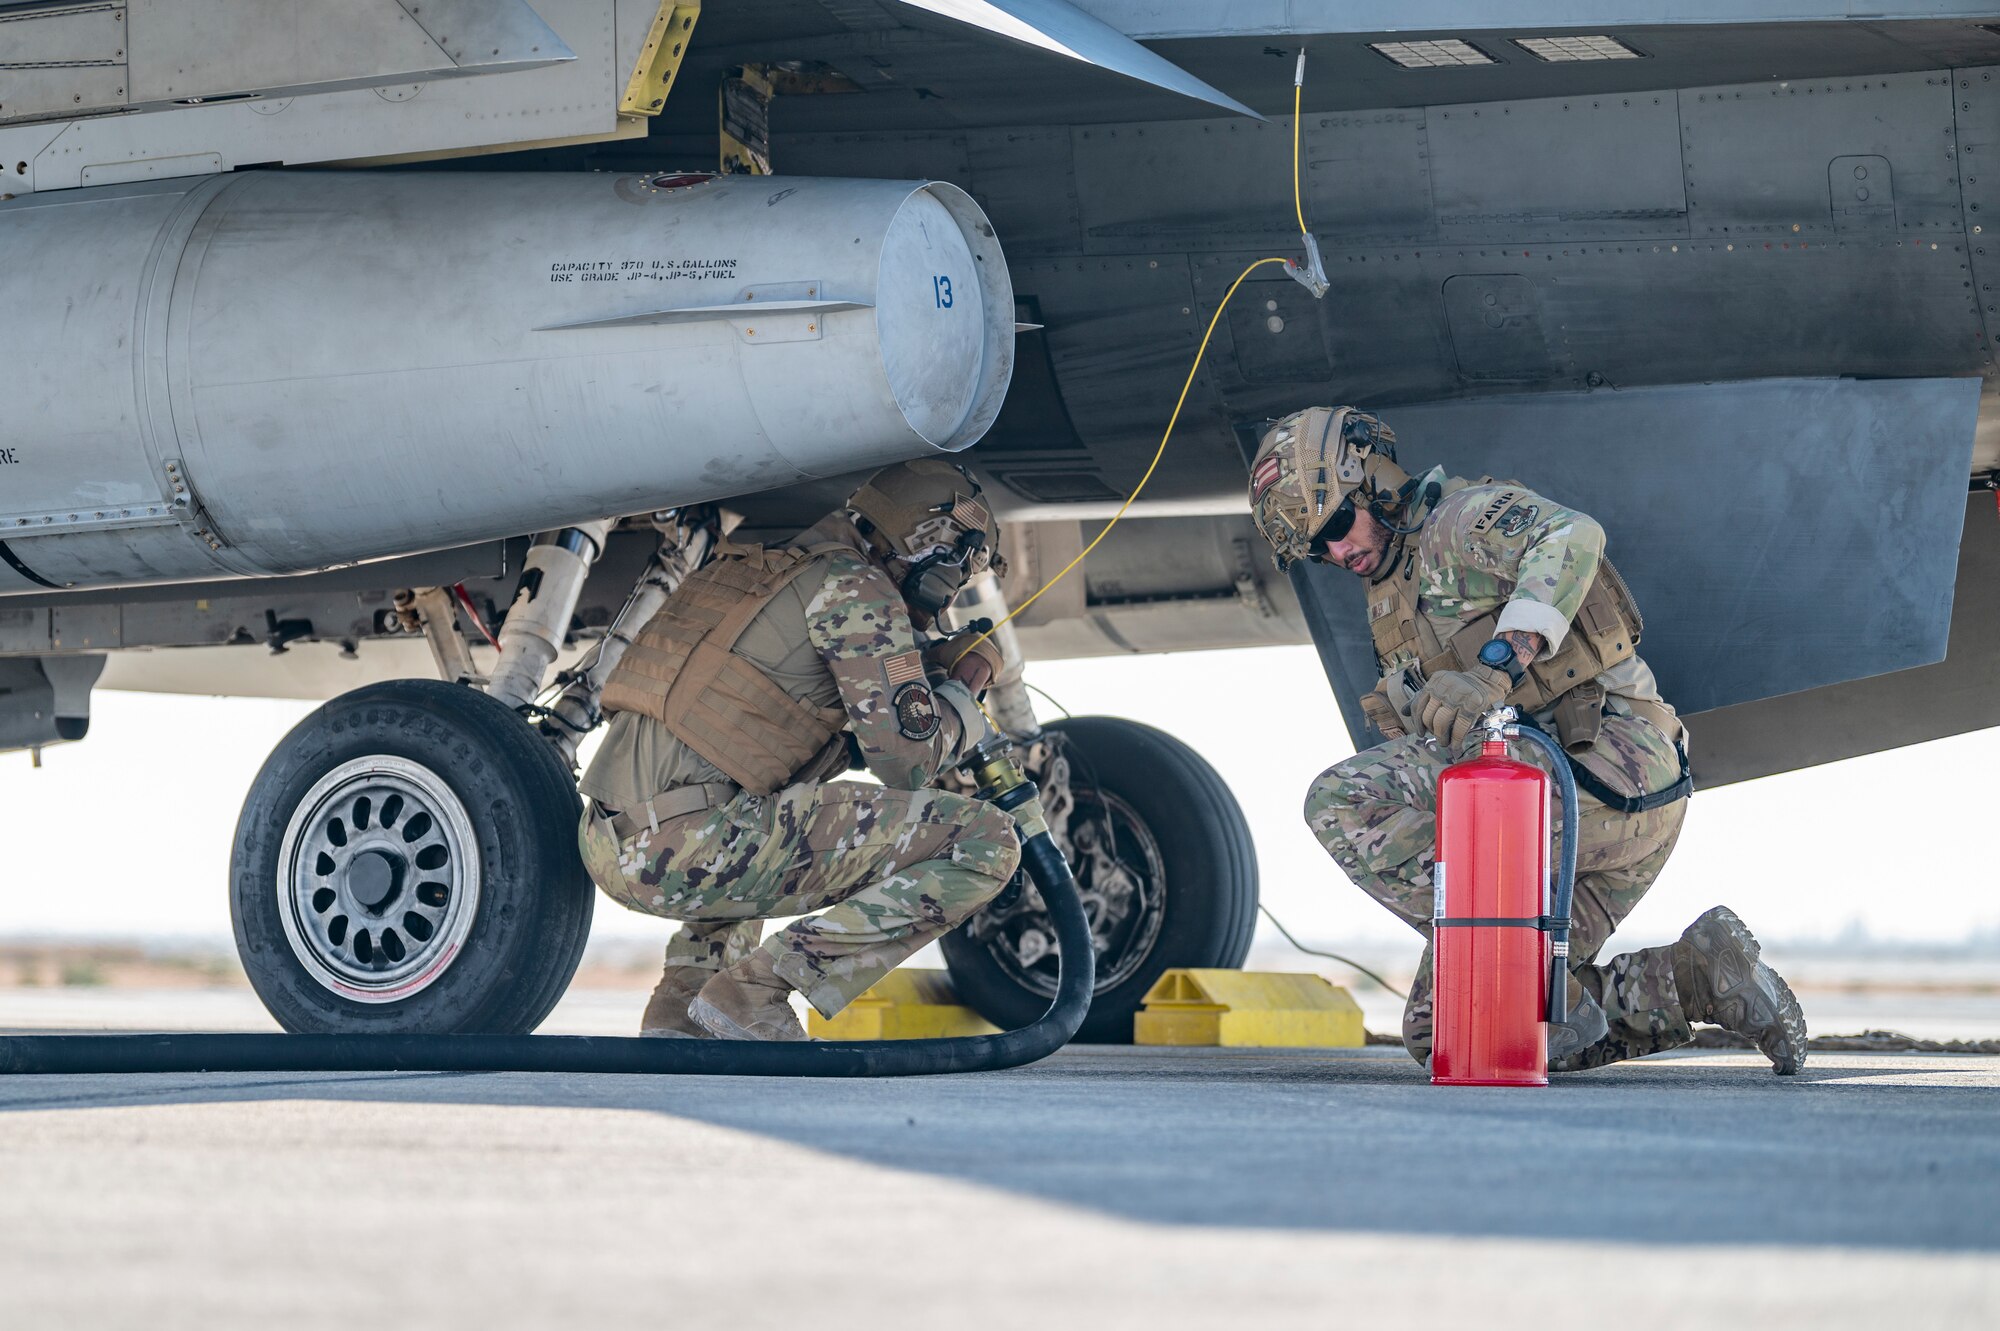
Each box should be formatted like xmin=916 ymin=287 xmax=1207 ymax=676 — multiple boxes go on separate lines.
xmin=1468 ymin=489 xmax=1524 ymax=534
xmin=892 ymin=681 xmax=941 ymax=740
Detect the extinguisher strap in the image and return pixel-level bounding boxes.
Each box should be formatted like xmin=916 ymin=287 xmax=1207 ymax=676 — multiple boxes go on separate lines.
xmin=1434 ymin=915 xmax=1571 ymax=930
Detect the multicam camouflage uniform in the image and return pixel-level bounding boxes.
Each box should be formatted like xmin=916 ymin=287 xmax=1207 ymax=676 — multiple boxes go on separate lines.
xmin=577 ymin=518 xmax=1018 ymax=1019
xmin=1304 ymin=473 xmax=1694 ymax=1070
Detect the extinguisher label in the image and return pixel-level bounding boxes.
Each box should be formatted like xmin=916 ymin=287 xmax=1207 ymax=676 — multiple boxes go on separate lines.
xmin=1433 ymin=863 xmax=1447 ymax=920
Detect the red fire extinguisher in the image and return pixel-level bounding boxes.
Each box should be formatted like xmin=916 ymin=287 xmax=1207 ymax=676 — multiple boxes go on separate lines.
xmin=1431 ymin=709 xmax=1586 ymax=1087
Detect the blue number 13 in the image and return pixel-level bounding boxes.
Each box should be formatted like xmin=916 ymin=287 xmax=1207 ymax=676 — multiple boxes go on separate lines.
xmin=933 ymin=275 xmax=954 ymax=308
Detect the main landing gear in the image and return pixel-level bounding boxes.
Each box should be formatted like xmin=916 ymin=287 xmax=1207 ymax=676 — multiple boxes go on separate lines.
xmin=228 ymin=521 xmax=1258 ymax=1039
xmin=941 ymin=716 xmax=1258 ymax=1043
xmin=231 ymin=678 xmax=593 ymax=1033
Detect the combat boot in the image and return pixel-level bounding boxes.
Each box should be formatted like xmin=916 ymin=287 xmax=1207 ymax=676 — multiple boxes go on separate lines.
xmin=640 ymin=964 xmax=715 ymax=1039
xmin=1673 ymin=906 xmax=1808 ymax=1075
xmin=689 ymin=949 xmax=809 ymax=1041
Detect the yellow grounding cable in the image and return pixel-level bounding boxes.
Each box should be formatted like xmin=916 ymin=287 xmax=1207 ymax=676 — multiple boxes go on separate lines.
xmin=955 ymin=252 xmax=1289 ymax=671
xmin=955 ymin=70 xmax=1318 ymax=675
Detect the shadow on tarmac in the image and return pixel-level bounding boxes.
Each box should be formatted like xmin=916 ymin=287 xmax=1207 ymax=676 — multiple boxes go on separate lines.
xmin=1 ymin=1045 xmax=1995 ymax=1253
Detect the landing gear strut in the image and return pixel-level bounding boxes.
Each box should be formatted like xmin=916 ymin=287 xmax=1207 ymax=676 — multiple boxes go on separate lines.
xmin=230 ymin=514 xmax=720 ymax=1034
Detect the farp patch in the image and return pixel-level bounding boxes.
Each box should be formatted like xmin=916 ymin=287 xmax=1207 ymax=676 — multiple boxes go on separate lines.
xmin=1470 ymin=489 xmax=1522 ymax=533
xmin=893 ymin=682 xmax=941 ymax=740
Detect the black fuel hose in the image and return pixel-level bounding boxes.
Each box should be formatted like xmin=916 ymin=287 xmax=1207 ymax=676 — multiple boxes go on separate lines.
xmin=1509 ymin=722 xmax=1579 ymax=1028
xmin=0 ymin=815 xmax=1094 ymax=1078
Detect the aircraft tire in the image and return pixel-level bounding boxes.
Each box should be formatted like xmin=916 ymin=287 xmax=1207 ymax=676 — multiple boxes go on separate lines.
xmin=230 ymin=678 xmax=593 ymax=1034
xmin=942 ymin=715 xmax=1258 ymax=1043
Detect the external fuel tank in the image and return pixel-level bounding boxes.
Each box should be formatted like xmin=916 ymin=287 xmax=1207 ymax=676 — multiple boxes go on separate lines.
xmin=0 ymin=171 xmax=1012 ymax=593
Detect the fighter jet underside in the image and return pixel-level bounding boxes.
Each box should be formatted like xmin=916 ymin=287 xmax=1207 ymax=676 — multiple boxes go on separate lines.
xmin=3 ymin=5 xmax=2000 ymax=779
xmin=5 ymin=0 xmax=1998 ymax=1041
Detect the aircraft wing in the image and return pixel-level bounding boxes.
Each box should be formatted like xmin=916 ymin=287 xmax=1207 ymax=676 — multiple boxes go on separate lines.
xmin=0 ymin=0 xmax=573 ymax=124
xmin=0 ymin=0 xmax=1256 ymax=196
xmin=883 ymin=1 xmax=1257 ymax=116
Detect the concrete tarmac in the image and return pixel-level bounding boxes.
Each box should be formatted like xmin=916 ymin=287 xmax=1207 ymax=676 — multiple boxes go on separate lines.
xmin=2 ymin=1039 xmax=1996 ymax=1330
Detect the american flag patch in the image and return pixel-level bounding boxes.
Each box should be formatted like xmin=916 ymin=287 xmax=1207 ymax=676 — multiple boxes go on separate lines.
xmin=1250 ymin=454 xmax=1282 ymax=501
xmin=950 ymin=494 xmax=990 ymax=531
xmin=882 ymin=650 xmax=926 ymax=689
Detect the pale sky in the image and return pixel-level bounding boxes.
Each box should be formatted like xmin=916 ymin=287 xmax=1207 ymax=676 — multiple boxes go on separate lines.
xmin=3 ymin=646 xmax=1996 ymax=957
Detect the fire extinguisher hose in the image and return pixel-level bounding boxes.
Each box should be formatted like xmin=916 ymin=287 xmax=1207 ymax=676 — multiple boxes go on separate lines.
xmin=1509 ymin=722 xmax=1579 ymax=1030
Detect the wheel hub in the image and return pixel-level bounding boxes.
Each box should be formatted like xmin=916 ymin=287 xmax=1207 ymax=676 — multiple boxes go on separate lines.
xmin=968 ymin=787 xmax=1166 ymax=999
xmin=345 ymin=849 xmax=404 ymax=912
xmin=276 ymin=756 xmax=482 ymax=1003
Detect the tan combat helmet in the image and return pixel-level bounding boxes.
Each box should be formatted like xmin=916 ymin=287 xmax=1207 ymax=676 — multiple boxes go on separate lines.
xmin=846 ymin=459 xmax=1004 ymax=615
xmin=1247 ymin=406 xmax=1410 ymax=569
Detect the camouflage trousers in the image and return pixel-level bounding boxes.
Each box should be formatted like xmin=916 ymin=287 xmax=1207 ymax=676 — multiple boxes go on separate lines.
xmin=578 ymin=779 xmax=1020 ymax=1018
xmin=1304 ymin=721 xmax=1691 ymax=1071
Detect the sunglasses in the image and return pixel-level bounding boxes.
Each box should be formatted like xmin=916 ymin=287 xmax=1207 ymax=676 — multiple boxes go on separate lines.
xmin=1307 ymin=497 xmax=1357 ymax=560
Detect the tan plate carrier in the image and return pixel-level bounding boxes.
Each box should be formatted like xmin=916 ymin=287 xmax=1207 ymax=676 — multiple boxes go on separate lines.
xmin=601 ymin=542 xmax=852 ymax=795
xmin=1361 ymin=554 xmax=1645 ymax=752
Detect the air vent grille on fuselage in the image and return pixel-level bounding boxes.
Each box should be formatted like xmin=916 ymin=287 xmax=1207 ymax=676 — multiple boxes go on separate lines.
xmin=1367 ymin=40 xmax=1498 ymax=70
xmin=1512 ymin=35 xmax=1646 ymax=62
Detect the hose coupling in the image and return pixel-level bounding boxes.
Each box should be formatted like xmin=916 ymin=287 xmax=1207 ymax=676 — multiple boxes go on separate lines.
xmin=962 ymin=735 xmax=1035 ymax=809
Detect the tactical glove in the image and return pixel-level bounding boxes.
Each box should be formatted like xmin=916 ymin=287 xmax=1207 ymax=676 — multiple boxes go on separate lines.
xmin=924 ymin=629 xmax=1005 ymax=693
xmin=1413 ymin=666 xmax=1511 ymax=750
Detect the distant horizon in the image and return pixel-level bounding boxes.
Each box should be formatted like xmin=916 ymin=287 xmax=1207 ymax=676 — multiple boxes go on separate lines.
xmin=6 ymin=920 xmax=2000 ymax=957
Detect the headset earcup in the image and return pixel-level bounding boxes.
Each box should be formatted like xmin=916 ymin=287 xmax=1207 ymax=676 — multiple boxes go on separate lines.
xmin=900 ymin=557 xmax=958 ymax=617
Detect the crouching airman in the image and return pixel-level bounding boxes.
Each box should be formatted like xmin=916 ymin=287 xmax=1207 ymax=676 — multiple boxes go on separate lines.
xmin=578 ymin=460 xmax=1016 ymax=1040
xmin=1248 ymin=406 xmax=1808 ymax=1073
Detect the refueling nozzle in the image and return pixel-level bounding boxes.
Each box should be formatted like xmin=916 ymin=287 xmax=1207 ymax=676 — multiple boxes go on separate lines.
xmin=961 ymin=734 xmax=1030 ymax=805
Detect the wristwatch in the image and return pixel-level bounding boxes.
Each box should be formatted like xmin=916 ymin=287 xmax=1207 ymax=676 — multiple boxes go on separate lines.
xmin=1477 ymin=636 xmax=1527 ymax=686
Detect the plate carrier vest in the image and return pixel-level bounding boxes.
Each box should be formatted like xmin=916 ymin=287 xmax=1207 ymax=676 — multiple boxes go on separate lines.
xmin=1360 ymin=541 xmax=1645 ymax=749
xmin=599 ymin=542 xmax=854 ymax=795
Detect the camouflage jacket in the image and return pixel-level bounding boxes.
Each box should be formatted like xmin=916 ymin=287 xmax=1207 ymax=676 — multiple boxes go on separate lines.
xmin=797 ymin=516 xmax=985 ymax=791
xmin=1396 ymin=470 xmax=1611 ymax=662
xmin=579 ymin=516 xmax=981 ymax=808
xmin=1375 ymin=469 xmax=1682 ymax=790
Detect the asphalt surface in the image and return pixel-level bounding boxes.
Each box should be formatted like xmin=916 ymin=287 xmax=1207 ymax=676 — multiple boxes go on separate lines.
xmin=2 ymin=1039 xmax=1995 ymax=1330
